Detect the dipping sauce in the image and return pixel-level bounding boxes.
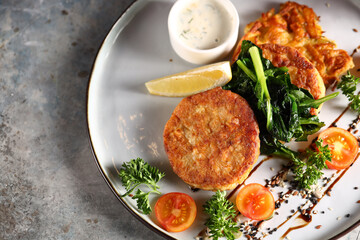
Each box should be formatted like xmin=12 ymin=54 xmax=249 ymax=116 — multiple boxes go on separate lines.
xmin=176 ymin=0 xmax=233 ymax=50
xmin=168 ymin=0 xmax=239 ymax=64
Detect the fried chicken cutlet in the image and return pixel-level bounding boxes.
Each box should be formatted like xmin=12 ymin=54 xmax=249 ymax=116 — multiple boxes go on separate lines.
xmin=232 ymin=1 xmax=354 ymax=86
xmin=163 ymin=87 xmax=260 ymax=191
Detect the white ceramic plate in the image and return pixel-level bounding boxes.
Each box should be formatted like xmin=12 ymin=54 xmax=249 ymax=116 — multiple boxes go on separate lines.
xmin=87 ymin=0 xmax=360 ymax=239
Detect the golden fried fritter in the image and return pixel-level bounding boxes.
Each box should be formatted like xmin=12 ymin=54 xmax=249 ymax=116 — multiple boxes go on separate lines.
xmin=163 ymin=87 xmax=260 ymax=191
xmin=232 ymin=1 xmax=354 ymax=86
xmin=259 ymin=43 xmax=325 ymax=114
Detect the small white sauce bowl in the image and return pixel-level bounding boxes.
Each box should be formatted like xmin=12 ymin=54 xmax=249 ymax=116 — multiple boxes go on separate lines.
xmin=168 ymin=0 xmax=239 ymax=65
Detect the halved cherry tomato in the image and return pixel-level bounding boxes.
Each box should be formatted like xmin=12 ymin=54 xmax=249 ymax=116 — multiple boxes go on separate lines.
xmin=318 ymin=127 xmax=359 ymax=170
xmin=236 ymin=183 xmax=275 ymax=220
xmin=154 ymin=192 xmax=197 ymax=232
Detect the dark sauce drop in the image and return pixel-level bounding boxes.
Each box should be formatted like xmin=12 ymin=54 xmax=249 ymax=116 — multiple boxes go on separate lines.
xmin=299 ymin=211 xmax=312 ymax=222
xmin=190 ymin=187 xmax=200 ymax=192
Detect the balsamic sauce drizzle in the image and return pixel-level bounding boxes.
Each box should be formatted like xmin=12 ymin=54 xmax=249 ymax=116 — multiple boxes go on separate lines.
xmin=279 ymin=106 xmax=360 ymax=239
xmin=329 ymin=105 xmax=350 ymax=128
xmin=280 ymin=151 xmax=360 ymax=239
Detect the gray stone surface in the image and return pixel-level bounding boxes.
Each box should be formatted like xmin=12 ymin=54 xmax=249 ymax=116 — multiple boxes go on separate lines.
xmin=0 ymin=0 xmax=359 ymax=240
xmin=0 ymin=0 xmax=162 ymax=239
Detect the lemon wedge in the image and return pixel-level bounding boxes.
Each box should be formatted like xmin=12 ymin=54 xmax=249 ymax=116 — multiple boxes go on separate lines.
xmin=145 ymin=61 xmax=232 ymax=97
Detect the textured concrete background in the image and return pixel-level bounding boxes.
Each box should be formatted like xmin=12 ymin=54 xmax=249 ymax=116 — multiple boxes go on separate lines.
xmin=0 ymin=0 xmax=359 ymax=240
xmin=0 ymin=0 xmax=163 ymax=239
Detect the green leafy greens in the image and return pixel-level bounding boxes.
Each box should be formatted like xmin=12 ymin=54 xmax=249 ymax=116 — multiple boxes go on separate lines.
xmin=337 ymin=71 xmax=360 ymax=113
xmin=293 ymin=139 xmax=332 ymax=189
xmin=223 ymin=40 xmax=338 ymax=189
xmin=119 ymin=158 xmax=165 ymax=214
xmin=203 ymin=191 xmax=240 ymax=240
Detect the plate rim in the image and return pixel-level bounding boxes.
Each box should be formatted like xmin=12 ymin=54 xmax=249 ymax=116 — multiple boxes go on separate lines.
xmin=85 ymin=0 xmax=360 ymax=239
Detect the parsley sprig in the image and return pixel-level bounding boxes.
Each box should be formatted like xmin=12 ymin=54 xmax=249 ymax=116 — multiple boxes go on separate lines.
xmin=293 ymin=139 xmax=332 ymax=189
xmin=203 ymin=191 xmax=240 ymax=240
xmin=337 ymin=72 xmax=360 ymax=112
xmin=119 ymin=158 xmax=165 ymax=214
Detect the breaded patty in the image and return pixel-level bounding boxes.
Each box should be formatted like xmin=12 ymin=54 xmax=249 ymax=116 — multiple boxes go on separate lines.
xmin=259 ymin=43 xmax=325 ymax=114
xmin=163 ymin=87 xmax=260 ymax=191
xmin=232 ymin=1 xmax=354 ymax=86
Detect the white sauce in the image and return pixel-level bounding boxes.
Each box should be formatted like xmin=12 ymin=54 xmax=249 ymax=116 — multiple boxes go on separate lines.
xmin=176 ymin=0 xmax=232 ymax=50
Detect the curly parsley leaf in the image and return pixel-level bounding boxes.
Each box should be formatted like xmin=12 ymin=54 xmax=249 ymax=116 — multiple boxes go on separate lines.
xmin=119 ymin=158 xmax=165 ymax=214
xmin=132 ymin=189 xmax=152 ymax=215
xmin=203 ymin=191 xmax=240 ymax=240
xmin=337 ymin=72 xmax=360 ymax=113
xmin=294 ymin=139 xmax=332 ymax=189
